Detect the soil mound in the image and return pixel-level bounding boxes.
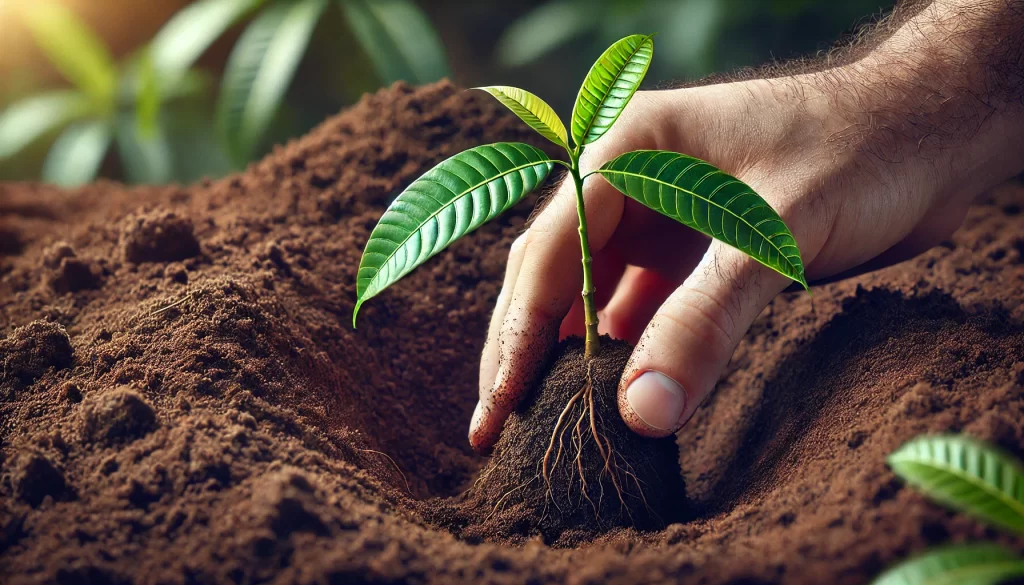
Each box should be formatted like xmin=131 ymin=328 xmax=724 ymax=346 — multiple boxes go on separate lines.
xmin=434 ymin=337 xmax=685 ymax=544
xmin=0 ymin=80 xmax=1022 ymax=585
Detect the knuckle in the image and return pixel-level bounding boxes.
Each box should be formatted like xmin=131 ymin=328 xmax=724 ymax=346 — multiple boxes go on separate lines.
xmin=509 ymin=230 xmax=529 ymax=258
xmin=664 ymin=286 xmax=740 ymax=355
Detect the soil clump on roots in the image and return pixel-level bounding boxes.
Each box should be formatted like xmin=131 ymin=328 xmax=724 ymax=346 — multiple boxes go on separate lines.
xmin=0 ymin=81 xmax=1023 ymax=584
xmin=433 ymin=337 xmax=685 ymax=545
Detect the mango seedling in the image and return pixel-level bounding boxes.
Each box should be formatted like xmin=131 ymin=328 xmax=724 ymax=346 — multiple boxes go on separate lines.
xmin=354 ymin=34 xmax=807 ymax=518
xmin=872 ymin=434 xmax=1024 ymax=585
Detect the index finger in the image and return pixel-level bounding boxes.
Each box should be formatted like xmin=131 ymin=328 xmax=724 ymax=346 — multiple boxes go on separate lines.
xmin=468 ymin=171 xmax=625 ymax=453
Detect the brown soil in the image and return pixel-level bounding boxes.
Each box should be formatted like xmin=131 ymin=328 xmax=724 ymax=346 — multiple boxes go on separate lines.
xmin=0 ymin=80 xmax=1023 ymax=584
xmin=431 ymin=337 xmax=686 ymax=545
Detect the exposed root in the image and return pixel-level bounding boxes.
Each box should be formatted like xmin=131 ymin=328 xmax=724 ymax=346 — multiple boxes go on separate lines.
xmin=357 ymin=448 xmax=411 ymax=494
xmin=539 ymin=361 xmax=651 ymax=524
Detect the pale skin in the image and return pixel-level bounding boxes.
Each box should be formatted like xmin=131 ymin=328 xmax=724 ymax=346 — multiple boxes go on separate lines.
xmin=470 ymin=0 xmax=1024 ymax=452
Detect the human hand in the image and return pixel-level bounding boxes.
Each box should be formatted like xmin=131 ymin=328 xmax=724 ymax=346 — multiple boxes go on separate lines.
xmin=469 ymin=1 xmax=1024 ymax=452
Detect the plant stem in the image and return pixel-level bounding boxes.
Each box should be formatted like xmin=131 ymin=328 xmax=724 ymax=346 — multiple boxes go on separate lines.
xmin=570 ymin=152 xmax=600 ymax=358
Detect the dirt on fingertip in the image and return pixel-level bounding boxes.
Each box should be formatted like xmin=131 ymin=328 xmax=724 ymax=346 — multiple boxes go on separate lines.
xmin=1 ymin=80 xmax=1023 ymax=585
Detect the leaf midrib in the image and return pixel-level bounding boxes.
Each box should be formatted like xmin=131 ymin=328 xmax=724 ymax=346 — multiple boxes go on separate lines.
xmin=893 ymin=456 xmax=1024 ymax=526
xmin=361 ymin=157 xmax=552 ymax=295
xmin=598 ymin=166 xmax=803 ymax=279
xmin=574 ymin=36 xmax=649 ymax=144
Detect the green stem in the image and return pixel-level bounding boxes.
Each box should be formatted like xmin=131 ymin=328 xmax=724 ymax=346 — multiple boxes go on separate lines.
xmin=569 ymin=152 xmax=600 ymax=358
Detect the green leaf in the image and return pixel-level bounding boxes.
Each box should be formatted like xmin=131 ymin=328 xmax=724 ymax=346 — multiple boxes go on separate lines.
xmin=888 ymin=435 xmax=1024 ymax=535
xmin=134 ymin=49 xmax=161 ymax=139
xmin=597 ymin=150 xmax=808 ymax=288
xmin=871 ymin=544 xmax=1024 ymax=585
xmin=476 ymin=86 xmax=568 ymax=148
xmin=217 ymin=0 xmax=327 ymax=164
xmin=570 ymin=34 xmax=653 ymax=148
xmin=340 ymin=0 xmax=450 ymax=85
xmin=0 ymin=91 xmax=92 ymax=159
xmin=116 ymin=113 xmax=172 ymax=185
xmin=42 ymin=120 xmax=112 ymax=187
xmin=495 ymin=0 xmax=597 ymax=67
xmin=151 ymin=0 xmax=266 ymax=83
xmin=354 ymin=143 xmax=554 ymax=325
xmin=21 ymin=2 xmax=117 ymax=106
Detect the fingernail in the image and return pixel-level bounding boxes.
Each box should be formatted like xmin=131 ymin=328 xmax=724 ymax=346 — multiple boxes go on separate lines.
xmin=626 ymin=371 xmax=686 ymax=431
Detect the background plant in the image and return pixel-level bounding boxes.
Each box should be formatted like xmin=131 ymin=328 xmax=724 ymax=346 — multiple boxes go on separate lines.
xmin=0 ymin=2 xmax=206 ymax=186
xmin=0 ymin=0 xmax=894 ymax=185
xmin=0 ymin=0 xmax=448 ymax=184
xmin=872 ymin=435 xmax=1024 ymax=585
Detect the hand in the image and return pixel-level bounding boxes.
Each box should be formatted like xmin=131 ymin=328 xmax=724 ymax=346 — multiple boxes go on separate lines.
xmin=469 ymin=0 xmax=1024 ymax=452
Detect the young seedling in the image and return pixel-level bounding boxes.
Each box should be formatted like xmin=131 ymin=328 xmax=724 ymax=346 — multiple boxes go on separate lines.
xmin=354 ymin=34 xmax=807 ymax=515
xmin=872 ymin=434 xmax=1024 ymax=585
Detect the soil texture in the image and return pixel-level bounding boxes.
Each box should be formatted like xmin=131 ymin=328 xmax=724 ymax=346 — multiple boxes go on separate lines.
xmin=1 ymin=80 xmax=1023 ymax=585
xmin=433 ymin=337 xmax=686 ymax=545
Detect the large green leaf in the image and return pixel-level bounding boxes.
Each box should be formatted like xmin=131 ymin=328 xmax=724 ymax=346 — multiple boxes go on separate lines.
xmin=217 ymin=0 xmax=327 ymax=164
xmin=41 ymin=120 xmax=112 ymax=187
xmin=871 ymin=544 xmax=1024 ymax=585
xmin=476 ymin=86 xmax=568 ymax=149
xmin=21 ymin=2 xmax=117 ymax=106
xmin=339 ymin=0 xmax=450 ymax=85
xmin=597 ymin=150 xmax=808 ymax=288
xmin=888 ymin=435 xmax=1024 ymax=535
xmin=0 ymin=91 xmax=92 ymax=159
xmin=151 ymin=0 xmax=266 ymax=82
xmin=570 ymin=34 xmax=653 ymax=148
xmin=354 ymin=143 xmax=554 ymax=325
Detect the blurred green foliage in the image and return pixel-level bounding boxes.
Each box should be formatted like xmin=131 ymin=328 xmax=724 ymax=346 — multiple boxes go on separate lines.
xmin=0 ymin=0 xmax=893 ymax=186
xmin=489 ymin=0 xmax=894 ymax=113
xmin=0 ymin=0 xmax=449 ymax=186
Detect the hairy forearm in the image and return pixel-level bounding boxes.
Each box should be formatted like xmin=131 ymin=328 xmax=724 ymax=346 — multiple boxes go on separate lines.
xmin=805 ymin=0 xmax=1024 ymax=193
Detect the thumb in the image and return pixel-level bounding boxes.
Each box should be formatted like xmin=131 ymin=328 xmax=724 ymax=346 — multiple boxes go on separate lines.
xmin=617 ymin=242 xmax=795 ymax=437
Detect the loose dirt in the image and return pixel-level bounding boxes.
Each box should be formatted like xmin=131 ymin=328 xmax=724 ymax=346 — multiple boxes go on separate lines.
xmin=0 ymin=80 xmax=1022 ymax=585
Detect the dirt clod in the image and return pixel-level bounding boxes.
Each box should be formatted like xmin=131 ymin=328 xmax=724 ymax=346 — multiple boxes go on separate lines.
xmin=0 ymin=320 xmax=73 ymax=395
xmin=120 ymin=210 xmax=201 ymax=263
xmin=78 ymin=387 xmax=158 ymax=444
xmin=12 ymin=452 xmax=68 ymax=507
xmin=47 ymin=256 xmax=101 ymax=293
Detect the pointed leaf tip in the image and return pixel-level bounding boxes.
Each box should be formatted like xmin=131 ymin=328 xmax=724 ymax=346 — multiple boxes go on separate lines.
xmin=355 ymin=142 xmax=554 ymax=318
xmin=475 ymin=86 xmax=568 ymax=148
xmin=571 ymin=34 xmax=654 ymax=147
xmin=597 ymin=150 xmax=807 ymax=288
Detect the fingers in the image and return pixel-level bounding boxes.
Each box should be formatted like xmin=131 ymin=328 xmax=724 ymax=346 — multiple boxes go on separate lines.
xmin=599 ymin=266 xmax=679 ymax=344
xmin=617 ymin=242 xmax=796 ymax=437
xmin=478 ymin=230 xmax=530 ymax=403
xmin=469 ymin=173 xmax=627 ymax=453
